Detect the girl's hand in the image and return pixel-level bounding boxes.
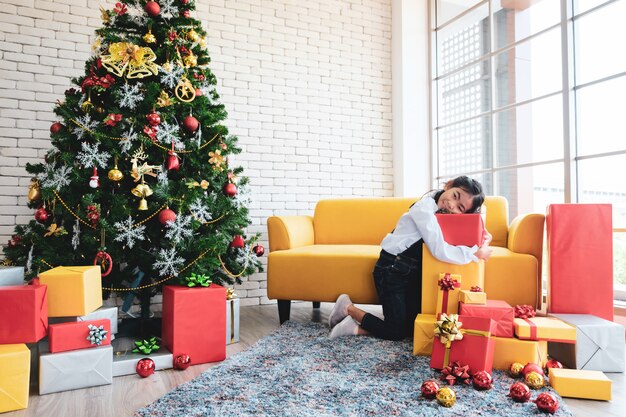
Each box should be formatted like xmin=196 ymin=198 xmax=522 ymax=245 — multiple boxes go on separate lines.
xmin=474 ymin=244 xmax=493 ymax=261
xmin=483 ymin=230 xmax=492 ymax=246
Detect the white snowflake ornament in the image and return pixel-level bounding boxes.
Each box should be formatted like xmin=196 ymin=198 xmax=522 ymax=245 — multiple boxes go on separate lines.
xmin=153 ymin=248 xmax=185 ymax=277
xmin=113 ymin=216 xmax=146 ymax=248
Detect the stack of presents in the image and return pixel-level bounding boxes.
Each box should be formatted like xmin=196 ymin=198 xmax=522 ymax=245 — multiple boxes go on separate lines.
xmin=414 ymin=204 xmax=624 ymax=402
xmin=0 ymin=265 xmax=240 ymax=413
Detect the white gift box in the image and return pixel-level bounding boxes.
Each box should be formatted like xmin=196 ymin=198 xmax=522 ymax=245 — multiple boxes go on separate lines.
xmin=112 ymin=346 xmax=173 ymax=377
xmin=548 ymin=313 xmax=625 ymax=373
xmin=39 ymin=344 xmax=112 ymax=395
xmin=226 ymin=298 xmax=240 ymax=344
xmin=0 ymin=266 xmax=24 ymax=286
xmin=48 ymin=306 xmax=118 ymax=339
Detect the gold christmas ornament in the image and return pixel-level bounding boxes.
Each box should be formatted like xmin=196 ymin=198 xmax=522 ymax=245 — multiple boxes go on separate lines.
xmin=143 ymin=30 xmax=157 ymax=44
xmin=161 ymin=61 xmax=172 ymax=72
xmin=131 ymin=182 xmax=153 ymax=211
xmin=99 ymin=6 xmax=110 ymax=23
xmin=174 ymin=77 xmax=196 ymax=102
xmin=185 ymin=179 xmax=209 ymax=189
xmin=108 ymin=162 xmax=124 ymax=182
xmin=436 ymin=386 xmax=456 ymax=407
xmin=100 ymin=42 xmax=159 ymax=79
xmin=157 ymin=90 xmax=172 ymax=107
xmin=28 ymin=179 xmax=41 ymax=201
xmin=187 ymin=29 xmax=199 ymax=42
xmin=44 ymin=223 xmax=67 ymax=237
xmin=81 ymin=96 xmax=94 ymax=113
xmin=199 ymin=37 xmax=207 ymax=48
xmin=92 ymin=37 xmax=102 ymax=53
xmin=525 ymin=371 xmax=545 ymax=389
xmin=208 ymin=150 xmax=225 ymax=172
xmin=183 ymin=51 xmax=197 ymax=68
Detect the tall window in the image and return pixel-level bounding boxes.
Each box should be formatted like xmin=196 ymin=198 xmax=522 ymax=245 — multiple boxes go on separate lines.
xmin=431 ymin=0 xmax=626 ymax=302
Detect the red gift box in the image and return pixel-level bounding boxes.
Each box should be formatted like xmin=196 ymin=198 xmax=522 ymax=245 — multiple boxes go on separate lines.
xmin=430 ymin=315 xmax=496 ymax=374
xmin=0 ymin=284 xmax=48 ymax=344
xmin=49 ymin=319 xmax=111 ymax=353
xmin=436 ymin=213 xmax=485 ymax=246
xmin=162 ymin=284 xmax=226 ymax=364
xmin=546 ymin=204 xmax=613 ymax=321
xmin=459 ymin=299 xmax=514 ymax=338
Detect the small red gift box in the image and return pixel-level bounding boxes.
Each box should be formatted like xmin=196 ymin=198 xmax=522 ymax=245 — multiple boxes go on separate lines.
xmin=49 ymin=319 xmax=111 ymax=353
xmin=459 ymin=299 xmax=514 ymax=338
xmin=436 ymin=213 xmax=485 ymax=246
xmin=0 ymin=284 xmax=48 ymax=344
xmin=162 ymin=284 xmax=226 ymax=364
xmin=430 ymin=315 xmax=496 ymax=374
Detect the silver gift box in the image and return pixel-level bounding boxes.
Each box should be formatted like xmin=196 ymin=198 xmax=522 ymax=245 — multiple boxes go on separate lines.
xmin=548 ymin=313 xmax=625 ymax=373
xmin=39 ymin=344 xmax=113 ymax=395
xmin=112 ymin=346 xmax=173 ymax=377
xmin=48 ymin=306 xmax=118 ymax=339
xmin=226 ymin=298 xmax=240 ymax=344
xmin=0 ymin=266 xmax=25 ymax=286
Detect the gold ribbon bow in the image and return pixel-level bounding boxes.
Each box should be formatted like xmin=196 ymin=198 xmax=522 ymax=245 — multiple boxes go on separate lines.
xmin=226 ymin=288 xmax=237 ymax=300
xmin=44 ymin=223 xmax=67 ymax=237
xmin=434 ymin=313 xmax=464 ymax=348
xmin=100 ymin=42 xmax=159 ymax=79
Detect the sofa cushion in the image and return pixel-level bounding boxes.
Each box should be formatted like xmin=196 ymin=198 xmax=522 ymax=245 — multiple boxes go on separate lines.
xmin=267 ymin=245 xmax=381 ymax=304
xmin=484 ymin=247 xmax=539 ymax=308
xmin=313 ymin=198 xmax=416 ymax=245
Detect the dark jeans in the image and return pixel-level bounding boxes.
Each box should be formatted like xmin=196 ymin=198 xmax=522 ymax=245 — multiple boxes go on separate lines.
xmin=360 ymin=239 xmax=423 ymax=340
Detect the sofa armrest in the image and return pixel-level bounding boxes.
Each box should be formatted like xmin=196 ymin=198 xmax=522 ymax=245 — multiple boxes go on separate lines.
xmin=507 ymin=213 xmax=545 ymax=261
xmin=267 ymin=215 xmax=314 ymax=252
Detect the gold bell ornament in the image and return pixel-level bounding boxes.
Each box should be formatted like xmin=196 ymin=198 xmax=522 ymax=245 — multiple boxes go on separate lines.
xmin=28 ymin=178 xmax=41 ymax=201
xmin=131 ymin=181 xmax=153 ymax=211
xmin=108 ymin=159 xmax=124 ymax=182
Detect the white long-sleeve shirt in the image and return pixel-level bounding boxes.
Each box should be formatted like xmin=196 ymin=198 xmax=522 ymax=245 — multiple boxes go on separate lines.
xmin=380 ymin=195 xmax=479 ymax=264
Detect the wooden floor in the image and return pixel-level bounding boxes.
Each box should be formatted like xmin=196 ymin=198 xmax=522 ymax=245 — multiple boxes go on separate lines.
xmin=5 ymin=303 xmax=625 ymax=417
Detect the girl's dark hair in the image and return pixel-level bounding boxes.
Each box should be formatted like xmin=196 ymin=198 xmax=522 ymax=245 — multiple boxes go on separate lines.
xmin=433 ymin=176 xmax=485 ymax=213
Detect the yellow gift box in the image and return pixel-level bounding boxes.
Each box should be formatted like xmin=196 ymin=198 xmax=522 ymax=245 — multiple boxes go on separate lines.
xmin=459 ymin=289 xmax=486 ymax=304
xmin=0 ymin=344 xmax=30 ymax=413
xmin=492 ymin=336 xmax=547 ymax=370
xmin=514 ymin=317 xmax=576 ymax=343
xmin=38 ymin=266 xmax=102 ymax=317
xmin=548 ymin=368 xmax=611 ymax=401
xmin=435 ymin=273 xmax=462 ymax=316
xmin=421 ymin=247 xmax=484 ymax=314
xmin=413 ymin=314 xmax=436 ymax=356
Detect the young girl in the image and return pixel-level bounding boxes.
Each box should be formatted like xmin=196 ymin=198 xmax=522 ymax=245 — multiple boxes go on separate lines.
xmin=329 ymin=176 xmax=493 ymax=340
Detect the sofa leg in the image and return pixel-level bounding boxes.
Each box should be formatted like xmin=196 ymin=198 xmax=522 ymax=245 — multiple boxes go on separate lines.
xmin=278 ymin=300 xmax=291 ymax=324
xmin=312 ymin=302 xmax=320 ymax=309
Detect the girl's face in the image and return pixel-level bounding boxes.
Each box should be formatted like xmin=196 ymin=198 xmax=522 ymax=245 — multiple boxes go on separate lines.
xmin=438 ymin=187 xmax=474 ymax=214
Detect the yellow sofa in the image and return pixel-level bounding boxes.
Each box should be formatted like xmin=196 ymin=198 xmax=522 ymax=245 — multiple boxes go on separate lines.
xmin=267 ymin=196 xmax=545 ymax=323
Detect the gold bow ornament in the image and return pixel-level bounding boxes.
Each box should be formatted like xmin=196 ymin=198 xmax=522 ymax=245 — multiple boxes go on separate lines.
xmin=100 ymin=42 xmax=159 ymax=79
xmin=44 ymin=223 xmax=67 ymax=237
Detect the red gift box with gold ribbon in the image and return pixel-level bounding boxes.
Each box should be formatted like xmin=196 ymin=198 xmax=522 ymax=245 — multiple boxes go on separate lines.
xmin=430 ymin=315 xmax=496 ymax=375
xmin=459 ymin=299 xmax=514 ymax=338
xmin=162 ymin=284 xmax=226 ymax=364
xmin=0 ymin=284 xmax=48 ymax=344
xmin=49 ymin=319 xmax=111 ymax=353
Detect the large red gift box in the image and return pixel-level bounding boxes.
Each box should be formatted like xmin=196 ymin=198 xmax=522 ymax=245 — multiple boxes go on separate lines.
xmin=162 ymin=284 xmax=226 ymax=364
xmin=49 ymin=319 xmax=111 ymax=353
xmin=430 ymin=315 xmax=496 ymax=374
xmin=0 ymin=284 xmax=48 ymax=344
xmin=459 ymin=299 xmax=514 ymax=337
xmin=546 ymin=204 xmax=613 ymax=321
xmin=436 ymin=213 xmax=485 ymax=246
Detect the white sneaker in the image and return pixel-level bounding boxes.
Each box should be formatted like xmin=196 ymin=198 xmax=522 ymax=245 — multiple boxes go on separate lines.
xmin=329 ymin=316 xmax=359 ymax=339
xmin=328 ymin=294 xmax=353 ymax=328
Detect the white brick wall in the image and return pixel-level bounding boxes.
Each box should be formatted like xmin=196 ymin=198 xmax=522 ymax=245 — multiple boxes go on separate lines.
xmin=0 ymin=0 xmax=393 ymax=307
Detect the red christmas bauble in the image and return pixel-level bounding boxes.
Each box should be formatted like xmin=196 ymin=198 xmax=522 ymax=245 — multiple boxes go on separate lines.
xmin=183 ymin=10 xmax=191 ymax=18
xmin=523 ymin=362 xmax=544 ymax=377
xmin=231 ymin=235 xmax=245 ymax=249
xmin=145 ymin=1 xmax=161 ymax=17
xmin=166 ymin=151 xmax=180 ymax=171
xmin=195 ymin=88 xmax=203 ymax=96
xmin=50 ymin=122 xmax=63 ymax=134
xmin=182 ymin=115 xmax=199 ymax=133
xmin=252 ymin=244 xmax=265 ymax=257
xmin=544 ymin=359 xmax=564 ymax=375
xmin=34 ymin=207 xmax=50 ymax=223
xmin=136 ymin=358 xmax=155 ymax=378
xmin=173 ymin=354 xmax=191 ymax=370
xmin=472 ymin=370 xmax=493 ymax=390
xmin=420 ymin=380 xmax=440 ymax=399
xmin=223 ymin=183 xmax=237 ymax=197
xmin=535 ymin=392 xmax=559 ymax=414
xmin=146 ymin=111 xmax=161 ymax=126
xmin=158 ymin=208 xmax=177 ymax=225
xmin=508 ymin=382 xmax=531 ymax=403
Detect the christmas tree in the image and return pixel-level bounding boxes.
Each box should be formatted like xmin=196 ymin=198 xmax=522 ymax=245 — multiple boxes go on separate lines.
xmin=2 ymin=0 xmax=263 ymax=317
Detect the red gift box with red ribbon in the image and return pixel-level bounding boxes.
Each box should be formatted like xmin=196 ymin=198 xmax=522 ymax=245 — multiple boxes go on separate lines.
xmin=459 ymin=299 xmax=514 ymax=338
xmin=162 ymin=284 xmax=226 ymax=364
xmin=436 ymin=273 xmax=462 ymax=317
xmin=0 ymin=284 xmax=48 ymax=344
xmin=49 ymin=319 xmax=111 ymax=353
xmin=436 ymin=213 xmax=485 ymax=246
xmin=430 ymin=315 xmax=496 ymax=375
